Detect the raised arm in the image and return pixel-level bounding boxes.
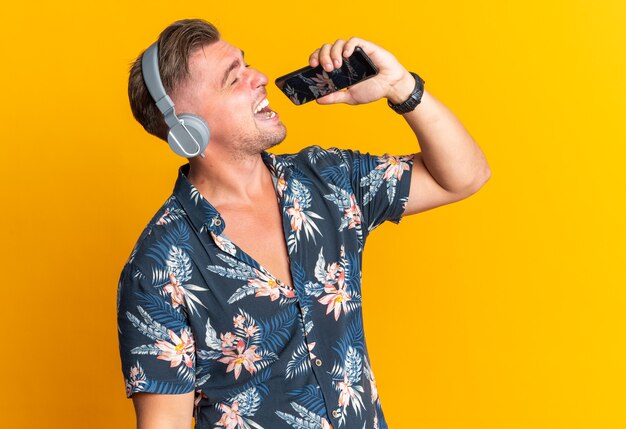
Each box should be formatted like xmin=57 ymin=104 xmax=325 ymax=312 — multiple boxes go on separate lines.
xmin=132 ymin=391 xmax=194 ymax=429
xmin=311 ymin=37 xmax=491 ymax=215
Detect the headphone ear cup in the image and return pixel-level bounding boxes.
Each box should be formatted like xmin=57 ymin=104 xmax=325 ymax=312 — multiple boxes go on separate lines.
xmin=180 ymin=114 xmax=210 ymax=150
xmin=167 ymin=114 xmax=211 ymax=158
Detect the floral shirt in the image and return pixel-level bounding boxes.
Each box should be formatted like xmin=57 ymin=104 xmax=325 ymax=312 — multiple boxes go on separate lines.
xmin=117 ymin=145 xmax=414 ymax=429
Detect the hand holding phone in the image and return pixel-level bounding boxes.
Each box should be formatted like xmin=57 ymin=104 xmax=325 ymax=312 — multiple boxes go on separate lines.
xmin=275 ymin=47 xmax=378 ymax=106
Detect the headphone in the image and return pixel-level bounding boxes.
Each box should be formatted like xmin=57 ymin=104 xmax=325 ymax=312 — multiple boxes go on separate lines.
xmin=141 ymin=42 xmax=210 ymax=158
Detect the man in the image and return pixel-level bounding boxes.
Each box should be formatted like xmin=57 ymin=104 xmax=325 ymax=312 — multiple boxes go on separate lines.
xmin=118 ymin=18 xmax=490 ymax=429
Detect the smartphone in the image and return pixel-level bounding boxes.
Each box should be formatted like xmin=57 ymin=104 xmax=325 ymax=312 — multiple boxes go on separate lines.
xmin=275 ymin=47 xmax=378 ymax=105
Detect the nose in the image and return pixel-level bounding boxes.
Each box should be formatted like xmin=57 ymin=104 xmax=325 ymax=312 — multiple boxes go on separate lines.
xmin=249 ymin=67 xmax=268 ymax=88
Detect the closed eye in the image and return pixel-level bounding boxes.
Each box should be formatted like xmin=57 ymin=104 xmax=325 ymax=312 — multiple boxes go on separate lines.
xmin=230 ymin=64 xmax=251 ymax=85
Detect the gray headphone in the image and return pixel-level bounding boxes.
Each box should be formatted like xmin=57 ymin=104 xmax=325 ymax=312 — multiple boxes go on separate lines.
xmin=141 ymin=42 xmax=210 ymax=158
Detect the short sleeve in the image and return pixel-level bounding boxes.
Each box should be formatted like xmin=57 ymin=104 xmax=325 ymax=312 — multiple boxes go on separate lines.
xmin=332 ymin=148 xmax=414 ymax=234
xmin=116 ymin=262 xmax=196 ymax=398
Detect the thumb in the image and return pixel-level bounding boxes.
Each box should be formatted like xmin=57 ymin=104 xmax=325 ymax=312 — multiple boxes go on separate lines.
xmin=316 ymin=89 xmax=353 ymax=105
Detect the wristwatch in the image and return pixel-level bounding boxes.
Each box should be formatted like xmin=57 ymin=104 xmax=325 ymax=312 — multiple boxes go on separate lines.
xmin=387 ymin=72 xmax=425 ymax=114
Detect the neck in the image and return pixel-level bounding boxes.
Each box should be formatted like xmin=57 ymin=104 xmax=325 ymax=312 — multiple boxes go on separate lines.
xmin=187 ymin=145 xmax=272 ymax=209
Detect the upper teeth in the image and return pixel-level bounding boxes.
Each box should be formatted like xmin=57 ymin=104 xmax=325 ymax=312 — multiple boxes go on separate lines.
xmin=255 ymin=98 xmax=269 ymax=113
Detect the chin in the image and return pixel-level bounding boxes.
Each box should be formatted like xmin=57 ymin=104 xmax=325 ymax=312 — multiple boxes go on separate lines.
xmin=262 ymin=124 xmax=287 ymax=151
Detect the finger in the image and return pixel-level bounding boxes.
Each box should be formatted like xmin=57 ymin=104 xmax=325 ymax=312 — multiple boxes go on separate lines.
xmin=342 ymin=37 xmax=374 ymax=58
xmin=318 ymin=43 xmax=334 ymax=72
xmin=309 ymin=48 xmax=321 ymax=68
xmin=342 ymin=37 xmax=360 ymax=58
xmin=330 ymin=39 xmax=346 ymax=69
xmin=316 ymin=89 xmax=353 ymax=105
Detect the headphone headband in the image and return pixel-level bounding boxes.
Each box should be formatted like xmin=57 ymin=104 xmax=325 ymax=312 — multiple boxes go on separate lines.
xmin=141 ymin=44 xmax=170 ymax=109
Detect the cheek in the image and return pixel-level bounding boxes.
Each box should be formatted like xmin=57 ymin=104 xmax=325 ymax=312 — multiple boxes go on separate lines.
xmin=220 ymin=100 xmax=255 ymax=126
xmin=206 ymin=106 xmax=254 ymax=139
xmin=196 ymin=91 xmax=254 ymax=132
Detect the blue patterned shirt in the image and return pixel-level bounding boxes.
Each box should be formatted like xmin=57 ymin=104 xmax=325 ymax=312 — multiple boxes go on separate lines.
xmin=117 ymin=145 xmax=414 ymax=428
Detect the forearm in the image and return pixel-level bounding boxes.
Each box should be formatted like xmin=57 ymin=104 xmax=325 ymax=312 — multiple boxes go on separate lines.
xmin=389 ymin=75 xmax=491 ymax=194
xmin=311 ymin=37 xmax=491 ymax=193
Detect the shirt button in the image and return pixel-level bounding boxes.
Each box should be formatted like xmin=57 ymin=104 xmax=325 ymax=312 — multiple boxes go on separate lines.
xmin=332 ymin=409 xmax=341 ymax=418
xmin=315 ymin=358 xmax=323 ymax=367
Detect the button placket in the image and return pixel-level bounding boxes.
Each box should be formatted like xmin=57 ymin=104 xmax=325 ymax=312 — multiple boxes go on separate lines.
xmin=266 ymin=158 xmax=346 ymax=425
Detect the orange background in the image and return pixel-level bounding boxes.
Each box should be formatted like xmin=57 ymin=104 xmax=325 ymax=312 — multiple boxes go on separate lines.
xmin=1 ymin=0 xmax=625 ymax=427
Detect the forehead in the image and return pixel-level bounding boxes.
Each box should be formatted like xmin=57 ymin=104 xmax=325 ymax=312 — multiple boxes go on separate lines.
xmin=187 ymin=40 xmax=243 ymax=85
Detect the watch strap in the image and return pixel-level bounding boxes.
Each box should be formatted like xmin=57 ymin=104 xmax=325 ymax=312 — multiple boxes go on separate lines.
xmin=387 ymin=72 xmax=425 ymax=114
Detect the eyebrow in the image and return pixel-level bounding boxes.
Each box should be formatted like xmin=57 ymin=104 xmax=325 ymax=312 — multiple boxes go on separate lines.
xmin=221 ymin=49 xmax=245 ymax=88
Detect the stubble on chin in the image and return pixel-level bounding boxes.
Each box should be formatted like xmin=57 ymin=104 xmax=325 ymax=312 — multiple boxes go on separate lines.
xmin=264 ymin=124 xmax=287 ymax=151
xmin=231 ymin=123 xmax=287 ymax=161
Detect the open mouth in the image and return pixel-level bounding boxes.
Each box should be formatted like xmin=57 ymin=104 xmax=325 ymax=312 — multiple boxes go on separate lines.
xmin=254 ymin=98 xmax=277 ymax=119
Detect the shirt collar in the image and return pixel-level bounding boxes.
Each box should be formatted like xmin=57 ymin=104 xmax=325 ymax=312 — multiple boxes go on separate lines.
xmin=173 ymin=151 xmax=295 ymax=234
xmin=173 ymin=163 xmax=225 ymax=235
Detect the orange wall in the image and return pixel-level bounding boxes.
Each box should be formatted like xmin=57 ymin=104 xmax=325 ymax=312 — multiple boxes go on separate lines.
xmin=1 ymin=0 xmax=625 ymax=427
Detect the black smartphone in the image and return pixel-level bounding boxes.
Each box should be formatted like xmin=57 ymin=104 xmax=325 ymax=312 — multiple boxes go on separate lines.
xmin=275 ymin=47 xmax=378 ymax=105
